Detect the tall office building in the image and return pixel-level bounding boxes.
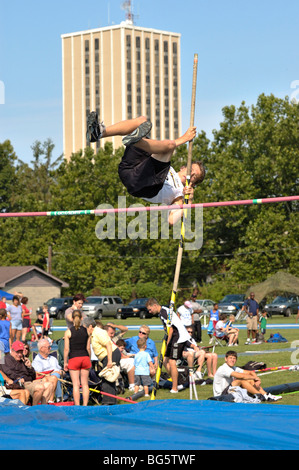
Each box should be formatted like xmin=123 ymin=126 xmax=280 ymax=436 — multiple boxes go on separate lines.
xmin=61 ymin=21 xmax=181 ymax=159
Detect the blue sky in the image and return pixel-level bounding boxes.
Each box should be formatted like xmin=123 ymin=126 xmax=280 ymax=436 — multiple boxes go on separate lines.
xmin=1 ymin=0 xmax=299 ymax=165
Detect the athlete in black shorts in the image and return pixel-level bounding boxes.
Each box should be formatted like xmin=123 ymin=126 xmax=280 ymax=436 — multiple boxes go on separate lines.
xmin=87 ymin=114 xmax=205 ymax=224
xmin=146 ymin=297 xmax=197 ymax=393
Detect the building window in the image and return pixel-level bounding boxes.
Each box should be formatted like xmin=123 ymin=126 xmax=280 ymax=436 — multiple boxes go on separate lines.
xmin=172 ymin=40 xmax=179 ymax=138
xmin=163 ymin=41 xmax=169 ymax=139
xmin=145 ymin=38 xmax=151 ymax=121
xmin=136 ymin=36 xmax=141 ymax=116
xmin=85 ymin=39 xmax=90 ymax=118
xmin=154 ymin=39 xmax=160 ymax=139
xmin=126 ymin=35 xmax=132 ymax=118
xmin=95 ymin=37 xmax=101 ymax=150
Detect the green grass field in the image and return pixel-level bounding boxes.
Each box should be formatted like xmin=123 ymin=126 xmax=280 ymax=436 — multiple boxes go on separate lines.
xmin=45 ymin=314 xmax=299 ymax=406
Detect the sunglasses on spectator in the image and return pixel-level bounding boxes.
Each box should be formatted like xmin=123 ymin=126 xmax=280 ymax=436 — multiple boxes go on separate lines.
xmin=139 ymin=331 xmax=147 ymax=335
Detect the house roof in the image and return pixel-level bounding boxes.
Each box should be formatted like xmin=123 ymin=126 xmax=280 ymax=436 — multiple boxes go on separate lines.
xmin=0 ymin=266 xmax=69 ymax=288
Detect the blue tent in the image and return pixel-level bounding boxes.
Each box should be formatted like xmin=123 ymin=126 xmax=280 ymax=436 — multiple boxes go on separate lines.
xmin=0 ymin=290 xmax=13 ymax=300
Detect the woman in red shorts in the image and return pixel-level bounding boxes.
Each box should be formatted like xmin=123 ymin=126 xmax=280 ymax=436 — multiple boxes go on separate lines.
xmin=64 ymin=310 xmax=91 ymax=406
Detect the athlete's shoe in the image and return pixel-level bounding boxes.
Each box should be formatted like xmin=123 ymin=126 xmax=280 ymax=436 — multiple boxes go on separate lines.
xmin=265 ymin=393 xmax=282 ymax=402
xmin=122 ymin=120 xmax=152 ymax=146
xmin=86 ymin=111 xmax=106 ymax=145
xmin=194 ymin=371 xmax=203 ymax=380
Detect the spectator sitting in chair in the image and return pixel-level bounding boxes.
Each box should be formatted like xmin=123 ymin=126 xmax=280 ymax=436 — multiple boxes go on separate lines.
xmin=183 ymin=326 xmax=218 ymax=379
xmin=124 ymin=325 xmax=158 ymax=377
xmin=225 ymin=315 xmax=239 ymax=346
xmin=214 ymin=314 xmax=230 ymax=343
xmin=215 ymin=314 xmax=239 ymax=346
xmin=104 ymin=324 xmax=136 ymax=392
xmin=32 ymin=338 xmax=63 ymax=403
xmin=0 ymin=340 xmax=55 ymax=405
xmin=0 ymin=369 xmax=30 ymax=405
xmin=104 ymin=322 xmax=128 ymax=342
xmin=115 ymin=338 xmax=135 ymax=392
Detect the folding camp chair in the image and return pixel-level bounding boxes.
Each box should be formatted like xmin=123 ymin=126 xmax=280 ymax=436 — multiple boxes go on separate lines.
xmin=212 ymin=332 xmax=229 ymax=347
xmin=178 ymin=347 xmax=211 ymax=380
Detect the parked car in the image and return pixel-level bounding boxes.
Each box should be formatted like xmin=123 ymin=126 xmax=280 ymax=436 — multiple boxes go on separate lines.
xmin=264 ymin=295 xmax=299 ymax=317
xmin=218 ymin=294 xmax=246 ymax=315
xmin=195 ymin=299 xmax=216 ymax=316
xmin=82 ymin=296 xmax=124 ymax=319
xmin=36 ymin=297 xmax=73 ymax=320
xmin=115 ymin=298 xmax=151 ymax=320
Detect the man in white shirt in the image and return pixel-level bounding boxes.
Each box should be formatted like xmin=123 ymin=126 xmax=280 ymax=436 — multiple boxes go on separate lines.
xmin=213 ymin=350 xmax=282 ymax=401
xmin=87 ymin=114 xmax=205 ymax=225
xmin=32 ymin=338 xmax=63 ymax=402
xmin=177 ymin=301 xmax=194 ymax=327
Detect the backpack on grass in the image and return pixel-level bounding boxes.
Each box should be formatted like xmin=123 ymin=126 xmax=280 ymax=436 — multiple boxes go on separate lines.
xmin=267 ymin=333 xmax=287 ymax=343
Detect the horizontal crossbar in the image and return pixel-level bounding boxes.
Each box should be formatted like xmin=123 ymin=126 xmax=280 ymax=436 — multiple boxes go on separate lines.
xmin=0 ymin=196 xmax=297 ymax=218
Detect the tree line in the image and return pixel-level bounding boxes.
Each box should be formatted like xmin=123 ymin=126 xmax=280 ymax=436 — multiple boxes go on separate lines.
xmin=0 ymin=94 xmax=298 ymax=305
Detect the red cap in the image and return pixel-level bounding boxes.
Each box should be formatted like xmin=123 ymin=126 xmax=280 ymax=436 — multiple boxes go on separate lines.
xmin=11 ymin=340 xmax=25 ymax=352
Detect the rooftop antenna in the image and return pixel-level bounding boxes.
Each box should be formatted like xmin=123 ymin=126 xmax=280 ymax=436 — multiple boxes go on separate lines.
xmin=121 ymin=0 xmax=138 ymax=25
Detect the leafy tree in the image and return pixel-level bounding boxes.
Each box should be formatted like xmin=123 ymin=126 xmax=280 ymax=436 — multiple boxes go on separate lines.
xmin=190 ymin=94 xmax=299 ymax=292
xmin=0 ymin=140 xmax=17 ymax=212
xmin=0 ymin=94 xmax=297 ymax=303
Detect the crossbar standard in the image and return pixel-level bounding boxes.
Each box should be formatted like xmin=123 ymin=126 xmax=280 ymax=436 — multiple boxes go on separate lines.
xmin=0 ymin=196 xmax=298 ymax=218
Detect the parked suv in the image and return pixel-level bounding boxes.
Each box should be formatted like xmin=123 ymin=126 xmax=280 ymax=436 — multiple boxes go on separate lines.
xmin=218 ymin=294 xmax=246 ymax=315
xmin=36 ymin=297 xmax=73 ymax=320
xmin=115 ymin=298 xmax=151 ymax=320
xmin=264 ymin=295 xmax=299 ymax=317
xmin=82 ymin=296 xmax=124 ymax=319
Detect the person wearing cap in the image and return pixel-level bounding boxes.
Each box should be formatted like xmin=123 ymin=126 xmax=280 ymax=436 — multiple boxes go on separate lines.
xmin=0 ymin=340 xmax=55 ymax=405
xmin=177 ymin=301 xmax=194 ymax=328
xmin=0 ymin=368 xmax=30 ymax=405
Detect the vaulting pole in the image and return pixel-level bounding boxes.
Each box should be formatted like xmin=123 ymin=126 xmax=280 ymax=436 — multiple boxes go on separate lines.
xmin=151 ymin=54 xmax=199 ymax=400
xmin=170 ymin=52 xmax=198 ymax=314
